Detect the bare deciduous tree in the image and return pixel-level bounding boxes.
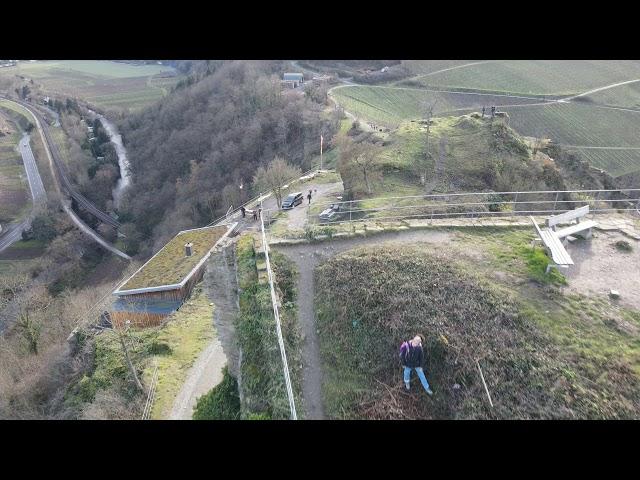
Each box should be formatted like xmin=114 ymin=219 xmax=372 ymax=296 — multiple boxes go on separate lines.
xmin=415 ymin=100 xmax=438 ymax=189
xmin=12 ymin=284 xmax=51 ymax=355
xmin=252 ymin=156 xmax=302 ymax=209
xmin=337 ymin=136 xmax=383 ymax=196
xmin=112 ymin=314 xmax=145 ymax=394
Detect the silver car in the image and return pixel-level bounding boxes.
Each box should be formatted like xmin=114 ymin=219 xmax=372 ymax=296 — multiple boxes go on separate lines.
xmin=319 ymin=203 xmax=342 ymax=222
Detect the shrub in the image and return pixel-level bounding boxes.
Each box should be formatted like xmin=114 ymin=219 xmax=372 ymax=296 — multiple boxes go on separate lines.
xmin=246 ymin=412 xmax=271 ymax=420
xmin=234 ymin=235 xmax=302 ymax=419
xmin=614 ymin=240 xmax=633 ymax=252
xmin=192 ymin=367 xmax=240 ymax=420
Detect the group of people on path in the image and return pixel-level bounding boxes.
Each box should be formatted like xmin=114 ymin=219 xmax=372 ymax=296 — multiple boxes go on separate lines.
xmin=240 ymin=205 xmax=261 ymax=221
xmin=238 ymin=187 xmax=316 ymax=221
xmin=481 ymin=106 xmax=497 ymax=118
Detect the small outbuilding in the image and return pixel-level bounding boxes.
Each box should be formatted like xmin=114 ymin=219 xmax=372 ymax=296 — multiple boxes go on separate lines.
xmin=110 ymin=223 xmax=236 ymax=328
xmin=282 ymin=72 xmax=304 ymax=88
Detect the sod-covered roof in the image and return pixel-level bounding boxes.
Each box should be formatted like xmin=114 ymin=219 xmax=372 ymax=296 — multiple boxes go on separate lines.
xmin=118 ymin=225 xmax=229 ymax=292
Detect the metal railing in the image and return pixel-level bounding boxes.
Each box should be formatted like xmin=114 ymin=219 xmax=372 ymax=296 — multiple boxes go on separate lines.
xmin=206 ymin=166 xmax=320 ymax=228
xmin=259 ymin=198 xmax=298 ymax=420
xmin=261 ymin=188 xmax=640 ymax=227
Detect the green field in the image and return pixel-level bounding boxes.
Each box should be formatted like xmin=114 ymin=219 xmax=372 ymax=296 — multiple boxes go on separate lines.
xmin=5 ymin=60 xmax=172 ymax=79
xmin=0 ymin=113 xmax=29 ymax=223
xmin=0 ymin=61 xmax=181 ymax=112
xmin=411 ymin=60 xmax=640 ymax=96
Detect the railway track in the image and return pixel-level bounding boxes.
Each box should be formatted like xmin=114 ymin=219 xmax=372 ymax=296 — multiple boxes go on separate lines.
xmin=3 ymin=97 xmax=121 ymax=229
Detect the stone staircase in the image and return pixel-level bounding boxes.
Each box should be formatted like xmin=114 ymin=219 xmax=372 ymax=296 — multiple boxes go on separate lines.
xmin=253 ymin=236 xmax=269 ymax=285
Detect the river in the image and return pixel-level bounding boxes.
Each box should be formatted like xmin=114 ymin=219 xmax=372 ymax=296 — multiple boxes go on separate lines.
xmin=86 ymin=109 xmax=130 ymax=209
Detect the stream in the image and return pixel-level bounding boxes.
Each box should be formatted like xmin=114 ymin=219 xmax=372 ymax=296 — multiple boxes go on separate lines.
xmin=86 ymin=109 xmax=131 ymax=209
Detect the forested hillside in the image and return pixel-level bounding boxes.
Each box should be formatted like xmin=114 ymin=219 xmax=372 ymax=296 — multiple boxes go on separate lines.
xmin=118 ymin=60 xmax=338 ymax=254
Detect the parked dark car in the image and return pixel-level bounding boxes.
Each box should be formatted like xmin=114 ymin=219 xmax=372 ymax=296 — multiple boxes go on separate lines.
xmin=282 ymin=192 xmax=303 ymax=209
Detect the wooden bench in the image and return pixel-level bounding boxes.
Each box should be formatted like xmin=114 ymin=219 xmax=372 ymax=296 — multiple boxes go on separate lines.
xmin=530 ymin=216 xmax=574 ymax=273
xmin=546 ymin=205 xmax=597 ymax=242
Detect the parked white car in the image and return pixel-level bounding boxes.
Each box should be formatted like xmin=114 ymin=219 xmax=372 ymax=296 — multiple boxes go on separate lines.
xmin=319 ymin=203 xmax=342 ymax=222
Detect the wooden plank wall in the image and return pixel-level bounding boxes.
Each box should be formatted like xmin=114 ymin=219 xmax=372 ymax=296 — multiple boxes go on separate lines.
xmin=110 ymin=263 xmax=207 ymax=329
xmin=110 ymin=310 xmax=169 ymax=329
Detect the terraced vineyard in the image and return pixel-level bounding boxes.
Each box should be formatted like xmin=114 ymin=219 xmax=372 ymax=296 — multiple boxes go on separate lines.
xmin=400 ymin=60 xmax=483 ymax=76
xmin=331 ymin=85 xmax=541 ymax=127
xmin=502 ymin=103 xmax=640 ymax=177
xmin=581 ymin=82 xmax=640 ymax=109
xmin=410 ymin=60 xmax=640 ymax=96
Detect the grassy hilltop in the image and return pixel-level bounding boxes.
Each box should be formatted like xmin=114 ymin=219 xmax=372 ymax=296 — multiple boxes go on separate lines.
xmin=331 ymin=60 xmax=640 ymax=179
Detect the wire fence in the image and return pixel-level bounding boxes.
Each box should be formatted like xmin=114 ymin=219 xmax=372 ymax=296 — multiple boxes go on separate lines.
xmin=261 ymin=188 xmax=640 ymax=227
xmin=141 ymin=362 xmax=159 ymax=420
xmin=259 ymin=198 xmax=298 ymax=420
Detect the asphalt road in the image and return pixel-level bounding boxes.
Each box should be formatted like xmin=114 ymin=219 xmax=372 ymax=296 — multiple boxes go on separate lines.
xmin=0 ymin=135 xmax=47 ymax=254
xmin=19 ymin=134 xmax=47 ymax=206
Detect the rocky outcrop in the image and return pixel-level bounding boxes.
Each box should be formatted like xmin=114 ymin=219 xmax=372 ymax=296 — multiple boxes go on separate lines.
xmin=203 ymin=238 xmax=240 ymax=378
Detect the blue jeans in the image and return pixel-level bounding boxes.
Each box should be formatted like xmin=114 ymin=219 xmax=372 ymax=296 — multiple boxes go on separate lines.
xmin=403 ymin=366 xmax=430 ymax=391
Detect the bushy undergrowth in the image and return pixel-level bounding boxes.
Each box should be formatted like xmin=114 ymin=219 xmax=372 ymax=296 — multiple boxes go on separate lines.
xmin=65 ymin=287 xmax=214 ymax=419
xmin=192 ymin=367 xmax=240 ymax=420
xmin=64 ymin=327 xmax=153 ymax=417
xmin=315 ymin=246 xmax=639 ymax=419
xmin=235 ymin=236 xmax=302 ymax=419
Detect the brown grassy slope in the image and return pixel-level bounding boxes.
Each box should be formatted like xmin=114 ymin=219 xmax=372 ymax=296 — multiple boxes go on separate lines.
xmin=315 ymin=245 xmax=640 ymax=419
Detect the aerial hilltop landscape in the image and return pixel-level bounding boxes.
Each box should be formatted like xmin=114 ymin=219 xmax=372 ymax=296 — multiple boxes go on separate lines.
xmin=0 ymin=59 xmax=638 ymax=421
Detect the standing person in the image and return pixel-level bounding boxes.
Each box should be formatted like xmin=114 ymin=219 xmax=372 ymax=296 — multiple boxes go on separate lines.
xmin=307 ymin=190 xmax=312 ymax=205
xmin=257 ymin=207 xmax=262 ymax=220
xmin=399 ymin=334 xmax=433 ymax=395
xmin=252 ymin=209 xmax=257 ymax=221
xmin=482 ymin=106 xmax=485 ymax=117
xmin=240 ymin=206 xmax=246 ymax=218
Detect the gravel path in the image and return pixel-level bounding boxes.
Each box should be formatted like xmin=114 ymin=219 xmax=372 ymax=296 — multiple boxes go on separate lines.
xmin=273 ymin=229 xmax=452 ymax=419
xmin=282 ymin=182 xmax=343 ymax=231
xmin=168 ymin=335 xmax=227 ymax=420
xmin=565 ymin=230 xmax=640 ymax=310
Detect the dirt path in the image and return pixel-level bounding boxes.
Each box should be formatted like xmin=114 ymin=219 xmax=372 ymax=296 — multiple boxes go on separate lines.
xmin=273 ymin=229 xmax=452 ymax=419
xmin=565 ymin=230 xmax=640 ymax=310
xmin=168 ymin=335 xmax=227 ymax=420
xmin=561 ymin=79 xmax=640 ymax=102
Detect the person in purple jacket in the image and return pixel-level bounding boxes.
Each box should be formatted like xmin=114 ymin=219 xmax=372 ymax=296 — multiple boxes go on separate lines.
xmin=399 ymin=334 xmax=433 ymax=395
